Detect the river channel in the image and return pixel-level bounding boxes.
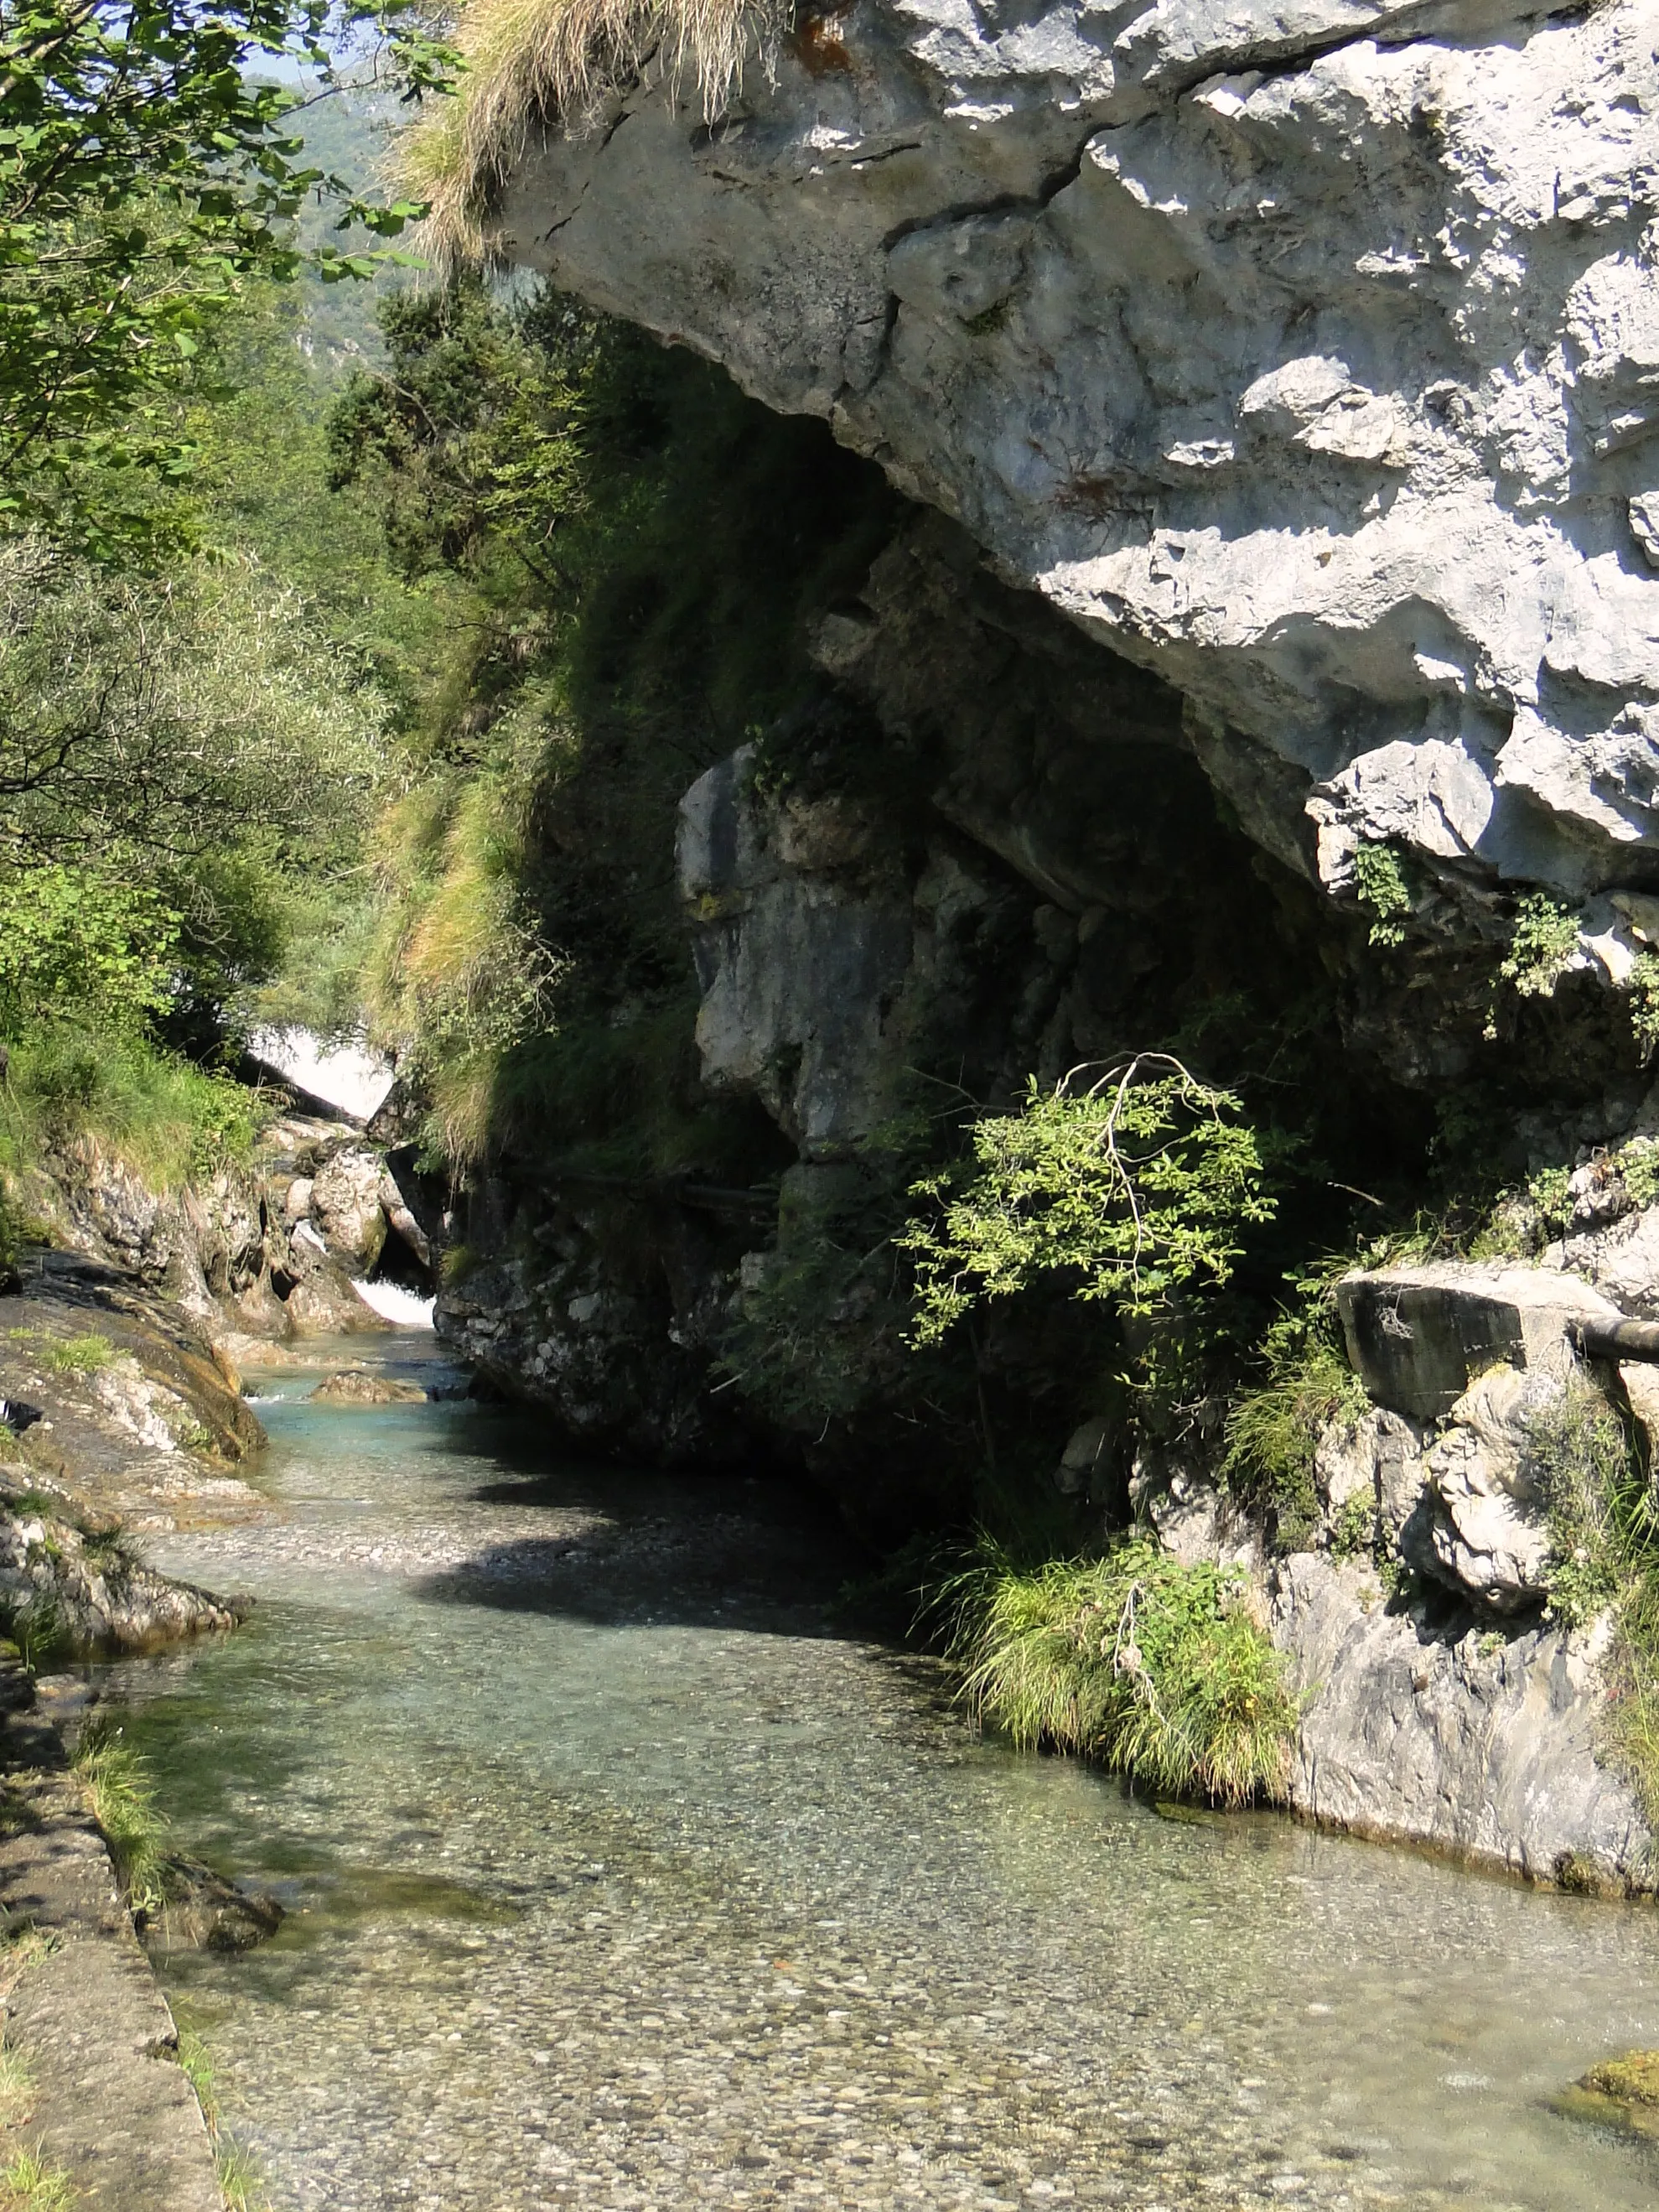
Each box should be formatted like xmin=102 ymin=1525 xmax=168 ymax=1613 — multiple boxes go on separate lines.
xmin=99 ymin=1331 xmax=1659 ymax=2212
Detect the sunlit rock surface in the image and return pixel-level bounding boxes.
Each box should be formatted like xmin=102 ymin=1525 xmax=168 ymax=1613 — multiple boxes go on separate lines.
xmin=495 ymin=0 xmax=1659 ymax=942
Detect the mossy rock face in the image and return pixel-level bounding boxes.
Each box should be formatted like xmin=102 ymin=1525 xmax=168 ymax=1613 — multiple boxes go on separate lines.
xmin=1555 ymin=2050 xmax=1659 ymax=2139
xmin=1583 ymin=2050 xmax=1659 ymax=2107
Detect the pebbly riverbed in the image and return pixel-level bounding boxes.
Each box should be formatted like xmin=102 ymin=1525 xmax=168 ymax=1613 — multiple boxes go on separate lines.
xmin=96 ymin=1333 xmax=1659 ymax=2212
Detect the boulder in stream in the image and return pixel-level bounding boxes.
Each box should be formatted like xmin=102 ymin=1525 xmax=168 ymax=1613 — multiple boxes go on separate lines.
xmin=310 ymin=1369 xmax=428 ymax=1405
xmin=143 ymin=1854 xmax=284 ymax=1954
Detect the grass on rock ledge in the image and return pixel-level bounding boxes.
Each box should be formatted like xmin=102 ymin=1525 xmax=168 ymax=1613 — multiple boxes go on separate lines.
xmin=405 ymin=0 xmax=788 ymax=263
xmin=179 ymin=2028 xmax=270 ymax=2212
xmin=0 ymin=2152 xmax=74 ymax=2212
xmin=927 ymin=1540 xmax=1299 ymax=1807
xmin=71 ymin=1723 xmax=168 ymax=1919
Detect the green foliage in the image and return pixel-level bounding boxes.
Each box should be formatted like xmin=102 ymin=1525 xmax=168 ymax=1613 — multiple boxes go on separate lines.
xmin=1498 ymin=892 xmax=1579 ymax=1001
xmin=0 ymin=2150 xmax=74 ymax=2212
xmin=345 ymin=282 xmax=895 ymax=1170
xmin=0 ymin=0 xmax=454 ymax=549
xmin=0 ymin=1026 xmax=258 ymax=1189
xmin=1630 ymin=950 xmax=1659 ymax=1062
xmin=0 ymin=1592 xmax=65 ymax=1672
xmin=1526 ymin=1381 xmax=1649 ymax=1628
xmin=0 ymin=537 xmax=394 ymax=1043
xmin=366 ymin=760 xmax=565 ymax=1166
xmin=328 ymin=281 xmax=591 ymax=584
xmin=927 ymin=1538 xmax=1299 ymax=1805
xmin=1329 ymin=1491 xmax=1377 ymax=1562
xmin=0 ymin=865 xmax=177 ymax=1037
xmin=1222 ymin=1286 xmax=1366 ymax=1548
xmin=1621 ymin=1142 xmax=1659 ymax=1212
xmin=1504 ymin=1377 xmax=1659 ymax=1834
xmin=1352 ymin=840 xmax=1411 ymax=948
xmin=900 ymin=1058 xmax=1275 ymax=1348
xmin=1467 ymin=1163 xmax=1575 ymax=1262
xmin=72 ymin=1721 xmax=168 ymax=1916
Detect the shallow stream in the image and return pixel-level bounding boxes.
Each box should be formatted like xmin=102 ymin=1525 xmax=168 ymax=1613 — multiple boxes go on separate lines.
xmin=102 ymin=1333 xmax=1659 ymax=2211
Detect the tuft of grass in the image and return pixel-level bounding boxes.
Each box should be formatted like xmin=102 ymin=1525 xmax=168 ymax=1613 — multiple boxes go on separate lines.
xmin=70 ymin=1723 xmax=168 ymax=1918
xmin=365 ymin=770 xmax=564 ymax=1168
xmin=177 ymin=2028 xmax=270 ymax=2212
xmin=0 ymin=2151 xmax=73 ymax=2212
xmin=1509 ymin=1377 xmax=1659 ymax=1836
xmin=402 ymin=0 xmax=786 ymax=266
xmin=76 ymin=1524 xmax=127 ymax=1568
xmin=37 ymin=1335 xmax=113 ymax=1379
xmin=926 ymin=1538 xmax=1299 ymax=1807
xmin=1527 ymin=1382 xmax=1646 ymax=1628
xmin=0 ymin=2043 xmax=34 ymax=2128
xmin=0 ymin=1597 xmax=66 ymax=1675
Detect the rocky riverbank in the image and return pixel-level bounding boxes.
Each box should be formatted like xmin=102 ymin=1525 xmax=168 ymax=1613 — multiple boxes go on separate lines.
xmin=0 ymin=1653 xmax=222 ymax=2211
xmin=0 ymin=1089 xmax=439 ymax=2209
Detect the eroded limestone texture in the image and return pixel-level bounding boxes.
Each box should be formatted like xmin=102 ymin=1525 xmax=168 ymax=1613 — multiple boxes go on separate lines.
xmin=493 ymin=0 xmax=1659 ymax=953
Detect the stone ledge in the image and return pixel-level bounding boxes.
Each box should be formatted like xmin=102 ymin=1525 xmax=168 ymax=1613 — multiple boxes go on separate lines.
xmin=1336 ymin=1264 xmax=1622 ymax=1420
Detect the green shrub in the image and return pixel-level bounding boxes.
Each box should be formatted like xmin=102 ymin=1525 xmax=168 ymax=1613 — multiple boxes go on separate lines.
xmin=0 ymin=865 xmax=178 ymax=1038
xmin=899 ymin=1057 xmax=1275 ymax=1348
xmin=1352 ymin=841 xmax=1411 ymax=948
xmin=1619 ymin=1141 xmax=1659 ymax=1212
xmin=928 ymin=1539 xmax=1299 ymax=1805
xmin=1329 ymin=1492 xmax=1378 ymax=1562
xmin=1499 ymin=893 xmax=1579 ymax=1001
xmin=1221 ymin=1292 xmax=1366 ymax=1547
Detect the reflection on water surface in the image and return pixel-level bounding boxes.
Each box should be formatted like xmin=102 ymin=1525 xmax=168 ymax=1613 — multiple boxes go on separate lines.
xmin=104 ymin=1337 xmax=1659 ymax=2211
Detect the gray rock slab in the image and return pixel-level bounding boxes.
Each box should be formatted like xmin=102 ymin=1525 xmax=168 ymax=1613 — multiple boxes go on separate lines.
xmin=0 ymin=1772 xmax=220 ymax=2212
xmin=1272 ymin=1553 xmax=1651 ymax=1887
xmin=1335 ymin=1263 xmax=1620 ymax=1419
xmin=488 ymin=0 xmax=1659 ymax=947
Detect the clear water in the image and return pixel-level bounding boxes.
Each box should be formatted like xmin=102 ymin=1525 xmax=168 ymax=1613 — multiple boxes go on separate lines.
xmin=101 ymin=1337 xmax=1659 ymax=2212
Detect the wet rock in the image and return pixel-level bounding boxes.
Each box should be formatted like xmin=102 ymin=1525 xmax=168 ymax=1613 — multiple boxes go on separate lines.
xmin=1270 ymin=1553 xmax=1646 ymax=1887
xmin=310 ymin=1370 xmax=428 ymax=1405
xmin=1335 ymin=1265 xmax=1620 ymax=1421
xmin=143 ymin=1855 xmax=283 ymax=1955
xmin=1558 ymin=2048 xmax=1659 ymax=2140
xmin=309 ymin=1147 xmax=394 ymax=1275
xmin=0 ymin=1508 xmax=241 ymax=1654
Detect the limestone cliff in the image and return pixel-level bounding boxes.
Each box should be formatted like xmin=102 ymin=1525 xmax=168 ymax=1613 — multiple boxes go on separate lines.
xmin=485 ymin=0 xmax=1659 ymax=974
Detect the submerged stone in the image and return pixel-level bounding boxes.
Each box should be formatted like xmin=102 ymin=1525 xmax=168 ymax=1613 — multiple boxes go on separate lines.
xmin=309 ymin=1369 xmax=428 ymax=1405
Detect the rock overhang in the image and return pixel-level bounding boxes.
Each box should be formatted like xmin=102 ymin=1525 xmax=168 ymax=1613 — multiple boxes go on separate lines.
xmin=478 ymin=0 xmax=1659 ymax=965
